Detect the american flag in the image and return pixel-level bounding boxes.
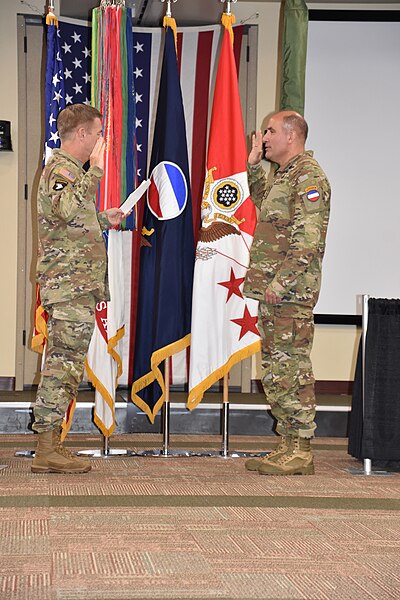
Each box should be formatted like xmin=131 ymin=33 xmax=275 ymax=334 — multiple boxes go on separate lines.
xmin=58 ymin=22 xmax=92 ymax=106
xmin=44 ymin=21 xmax=91 ymax=162
xmin=44 ymin=23 xmax=65 ymax=162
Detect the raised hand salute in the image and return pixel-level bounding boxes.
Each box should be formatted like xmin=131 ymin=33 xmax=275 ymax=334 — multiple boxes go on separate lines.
xmin=248 ymin=130 xmax=263 ymax=166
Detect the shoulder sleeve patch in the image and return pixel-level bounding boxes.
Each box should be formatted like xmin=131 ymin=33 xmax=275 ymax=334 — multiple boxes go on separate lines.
xmin=305 ymin=186 xmax=320 ymax=203
xmin=300 ymin=185 xmax=325 ymax=214
xmin=58 ymin=167 xmax=76 ymax=182
xmin=52 ymin=179 xmax=69 ymax=192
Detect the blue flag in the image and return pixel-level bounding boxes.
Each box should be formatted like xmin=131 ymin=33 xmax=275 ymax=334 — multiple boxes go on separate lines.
xmin=44 ymin=24 xmax=65 ymax=163
xmin=131 ymin=26 xmax=195 ymax=423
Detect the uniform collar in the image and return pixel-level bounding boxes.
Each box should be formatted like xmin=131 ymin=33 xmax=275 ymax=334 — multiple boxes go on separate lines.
xmin=276 ymin=150 xmax=314 ymax=174
xmin=52 ymin=148 xmax=84 ymax=169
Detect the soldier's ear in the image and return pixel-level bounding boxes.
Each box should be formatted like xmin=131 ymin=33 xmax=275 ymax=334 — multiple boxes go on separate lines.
xmin=76 ymin=126 xmax=86 ymax=141
xmin=287 ymin=129 xmax=297 ymax=145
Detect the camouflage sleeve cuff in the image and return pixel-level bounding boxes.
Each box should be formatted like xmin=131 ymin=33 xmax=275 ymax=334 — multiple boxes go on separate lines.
xmin=246 ymin=162 xmax=264 ymax=185
xmin=87 ymin=165 xmax=104 ymax=180
xmin=97 ymin=210 xmax=110 ymax=231
xmin=268 ymin=279 xmax=286 ymax=297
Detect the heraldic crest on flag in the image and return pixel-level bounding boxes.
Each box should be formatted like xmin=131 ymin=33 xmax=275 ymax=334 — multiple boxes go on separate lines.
xmin=199 ymin=169 xmax=250 ymax=242
xmin=188 ymin=13 xmax=261 ymax=410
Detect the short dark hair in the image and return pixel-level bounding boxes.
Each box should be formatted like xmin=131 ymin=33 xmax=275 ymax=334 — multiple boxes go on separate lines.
xmin=57 ymin=104 xmax=103 ymax=140
xmin=282 ymin=113 xmax=308 ymax=142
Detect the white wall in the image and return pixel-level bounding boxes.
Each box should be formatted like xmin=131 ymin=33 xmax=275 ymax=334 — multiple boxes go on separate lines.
xmin=306 ymin=17 xmax=400 ymax=316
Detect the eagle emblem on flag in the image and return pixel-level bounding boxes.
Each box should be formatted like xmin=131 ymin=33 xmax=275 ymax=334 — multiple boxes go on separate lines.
xmin=198 ymin=168 xmax=248 ymax=242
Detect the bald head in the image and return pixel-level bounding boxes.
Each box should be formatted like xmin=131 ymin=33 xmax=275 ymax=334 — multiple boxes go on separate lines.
xmin=263 ymin=111 xmax=308 ymax=167
xmin=279 ymin=111 xmax=308 ymax=143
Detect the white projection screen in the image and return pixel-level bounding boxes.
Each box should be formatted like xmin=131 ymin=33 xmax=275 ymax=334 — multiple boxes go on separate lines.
xmin=305 ymin=12 xmax=400 ymax=317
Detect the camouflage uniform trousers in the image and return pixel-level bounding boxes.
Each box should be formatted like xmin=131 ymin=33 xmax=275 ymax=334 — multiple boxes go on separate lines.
xmin=32 ymin=295 xmax=96 ymax=433
xmin=258 ymin=301 xmax=316 ymax=439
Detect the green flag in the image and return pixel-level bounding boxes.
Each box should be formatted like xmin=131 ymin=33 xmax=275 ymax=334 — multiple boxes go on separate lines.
xmin=279 ymin=0 xmax=308 ymax=116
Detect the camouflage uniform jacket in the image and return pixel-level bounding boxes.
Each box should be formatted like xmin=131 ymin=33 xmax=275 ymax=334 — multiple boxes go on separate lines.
xmin=36 ymin=148 xmax=110 ymax=307
xmin=244 ymin=151 xmax=331 ymax=308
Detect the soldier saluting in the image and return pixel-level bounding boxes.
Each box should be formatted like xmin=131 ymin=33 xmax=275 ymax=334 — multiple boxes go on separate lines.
xmin=31 ymin=104 xmax=125 ymax=474
xmin=244 ymin=111 xmax=331 ymax=476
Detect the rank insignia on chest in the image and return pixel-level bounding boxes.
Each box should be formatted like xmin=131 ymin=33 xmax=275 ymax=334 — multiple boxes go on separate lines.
xmin=53 ymin=179 xmax=69 ymax=192
xmin=305 ymin=186 xmax=320 ymax=202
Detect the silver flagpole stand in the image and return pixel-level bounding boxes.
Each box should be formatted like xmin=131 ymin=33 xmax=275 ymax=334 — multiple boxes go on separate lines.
xmin=15 ymin=447 xmax=35 ymax=458
xmin=135 ymin=363 xmax=269 ymax=458
xmin=78 ymin=432 xmax=133 ymax=457
xmin=17 ymin=433 xmax=133 ymax=459
xmin=135 ymin=359 xmax=209 ymax=457
xmin=218 ymin=373 xmax=268 ymax=459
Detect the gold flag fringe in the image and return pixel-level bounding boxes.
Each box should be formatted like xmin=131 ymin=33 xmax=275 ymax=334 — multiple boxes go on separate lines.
xmin=82 ymin=325 xmax=125 ymax=438
xmin=163 ymin=15 xmax=178 ymax=50
xmin=221 ymin=12 xmax=236 ymax=44
xmin=46 ymin=10 xmax=58 ymax=26
xmin=31 ymin=305 xmax=48 ymax=354
xmin=187 ymin=339 xmax=261 ymax=411
xmin=108 ymin=326 xmax=125 ymax=379
xmin=131 ymin=333 xmax=191 ymax=424
xmin=85 ymin=358 xmax=116 ymax=438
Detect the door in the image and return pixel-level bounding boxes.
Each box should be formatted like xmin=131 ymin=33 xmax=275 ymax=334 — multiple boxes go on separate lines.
xmin=16 ymin=16 xmax=45 ymax=388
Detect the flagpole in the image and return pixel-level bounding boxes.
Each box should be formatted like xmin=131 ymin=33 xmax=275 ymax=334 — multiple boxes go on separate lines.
xmin=161 ymin=0 xmax=178 ymax=18
xmin=220 ymin=0 xmax=238 ymax=16
xmin=162 ymin=358 xmax=171 ymax=455
xmin=221 ymin=374 xmax=230 ymax=456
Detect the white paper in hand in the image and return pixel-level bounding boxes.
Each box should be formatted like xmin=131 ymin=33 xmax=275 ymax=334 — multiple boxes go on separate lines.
xmin=120 ymin=179 xmax=151 ymax=215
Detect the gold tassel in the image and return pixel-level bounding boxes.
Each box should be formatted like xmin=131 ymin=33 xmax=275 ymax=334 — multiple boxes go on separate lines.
xmin=221 ymin=12 xmax=236 ymax=45
xmin=163 ymin=15 xmax=178 ymax=51
xmin=46 ymin=9 xmax=58 ymax=26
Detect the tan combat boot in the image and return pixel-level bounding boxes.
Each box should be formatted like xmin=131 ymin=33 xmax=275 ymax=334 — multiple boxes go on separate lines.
xmin=31 ymin=428 xmax=91 ymax=474
xmin=258 ymin=436 xmax=314 ymax=476
xmin=245 ymin=435 xmax=291 ymax=471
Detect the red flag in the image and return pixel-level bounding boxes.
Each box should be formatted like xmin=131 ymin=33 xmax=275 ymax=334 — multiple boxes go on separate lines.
xmin=188 ymin=21 xmax=261 ymax=409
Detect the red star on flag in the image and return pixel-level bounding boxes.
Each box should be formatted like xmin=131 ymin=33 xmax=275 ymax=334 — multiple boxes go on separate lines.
xmin=218 ymin=268 xmax=245 ymax=302
xmin=231 ymin=306 xmax=259 ymax=340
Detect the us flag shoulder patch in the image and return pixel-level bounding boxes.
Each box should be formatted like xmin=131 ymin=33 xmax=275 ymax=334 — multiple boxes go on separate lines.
xmin=305 ymin=186 xmax=320 ymax=203
xmin=58 ymin=167 xmax=76 ymax=183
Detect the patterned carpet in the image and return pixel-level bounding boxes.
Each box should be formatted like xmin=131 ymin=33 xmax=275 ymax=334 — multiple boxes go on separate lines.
xmin=0 ymin=434 xmax=399 ymax=600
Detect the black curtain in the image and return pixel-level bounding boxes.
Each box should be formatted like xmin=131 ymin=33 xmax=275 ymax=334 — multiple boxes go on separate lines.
xmin=348 ymin=299 xmax=400 ymax=466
